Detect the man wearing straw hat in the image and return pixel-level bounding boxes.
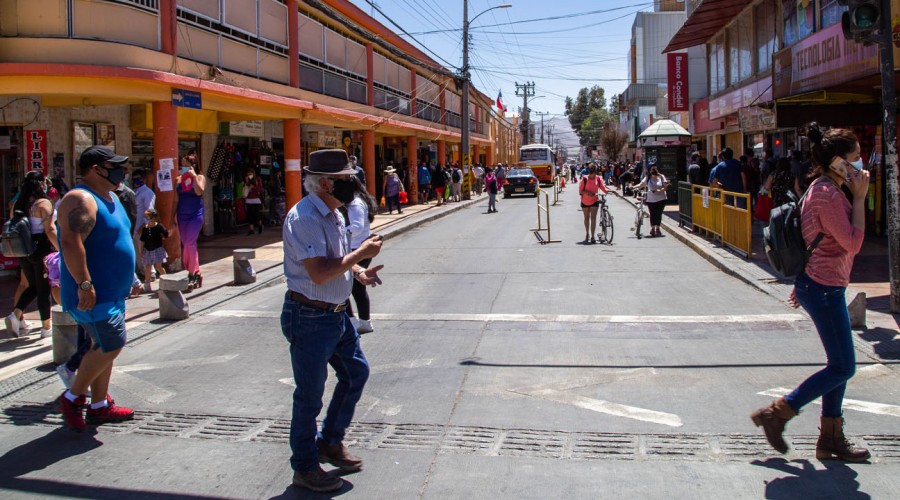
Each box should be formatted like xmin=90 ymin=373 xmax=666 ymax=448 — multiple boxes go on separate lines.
xmin=382 ymin=164 xmax=403 ymax=214
xmin=281 ymin=149 xmax=385 ymax=492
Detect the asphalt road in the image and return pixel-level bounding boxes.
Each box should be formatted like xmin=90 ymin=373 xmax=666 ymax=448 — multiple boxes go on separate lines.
xmin=1 ymin=186 xmax=899 ymax=499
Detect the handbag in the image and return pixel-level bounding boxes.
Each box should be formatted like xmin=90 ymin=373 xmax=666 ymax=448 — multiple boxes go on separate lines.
xmin=754 ymin=190 xmax=773 ymax=223
xmin=398 ymin=190 xmax=408 ymax=204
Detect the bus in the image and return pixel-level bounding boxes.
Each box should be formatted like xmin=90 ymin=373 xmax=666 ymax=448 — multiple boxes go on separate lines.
xmin=518 ymin=144 xmax=556 ymax=184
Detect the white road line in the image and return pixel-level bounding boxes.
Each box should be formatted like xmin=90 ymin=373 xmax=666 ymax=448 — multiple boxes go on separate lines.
xmin=112 ymin=371 xmax=176 ymax=404
xmin=514 ymin=388 xmax=683 ymax=427
xmin=116 ymin=354 xmax=239 ymax=373
xmin=210 ymin=310 xmax=806 ymax=323
xmin=758 ymin=387 xmax=900 ymax=418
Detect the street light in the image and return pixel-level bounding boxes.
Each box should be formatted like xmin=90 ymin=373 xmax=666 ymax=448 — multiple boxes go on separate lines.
xmin=462 ymin=2 xmax=511 ymax=167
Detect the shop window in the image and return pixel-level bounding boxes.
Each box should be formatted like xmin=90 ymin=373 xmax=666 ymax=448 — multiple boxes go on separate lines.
xmin=783 ymin=0 xmax=816 ymax=46
xmin=820 ymin=0 xmax=847 ymax=28
xmin=299 ymin=64 xmax=324 ymax=94
xmin=348 ymin=80 xmax=367 ymax=105
xmin=783 ymin=0 xmax=798 ymax=46
xmin=755 ymin=0 xmax=778 ymax=72
xmin=323 ymin=71 xmax=347 ymax=100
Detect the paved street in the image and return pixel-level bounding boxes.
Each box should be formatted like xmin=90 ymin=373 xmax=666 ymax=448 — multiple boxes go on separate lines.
xmin=1 ymin=187 xmax=899 ymax=499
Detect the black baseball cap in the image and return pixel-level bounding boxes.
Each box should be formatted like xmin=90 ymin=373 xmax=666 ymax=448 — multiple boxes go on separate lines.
xmin=79 ymin=145 xmax=128 ymax=170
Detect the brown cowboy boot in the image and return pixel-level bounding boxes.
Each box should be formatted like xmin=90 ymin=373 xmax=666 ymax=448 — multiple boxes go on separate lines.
xmin=816 ymin=416 xmax=871 ymax=462
xmin=750 ymin=397 xmax=797 ymax=453
xmin=317 ymin=440 xmax=363 ymax=471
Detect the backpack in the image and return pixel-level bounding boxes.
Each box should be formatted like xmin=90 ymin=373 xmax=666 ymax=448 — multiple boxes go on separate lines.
xmin=1 ymin=210 xmax=36 ymax=258
xmin=763 ymin=181 xmax=825 ymax=279
xmin=451 ymin=169 xmax=461 ymax=183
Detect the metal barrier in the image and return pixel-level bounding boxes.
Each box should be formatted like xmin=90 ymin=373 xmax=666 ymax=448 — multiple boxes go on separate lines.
xmin=677 ymin=181 xmax=692 ymax=229
xmin=532 ymin=187 xmax=561 ymax=244
xmin=689 ymin=185 xmax=752 ymax=257
xmin=552 ymin=176 xmax=562 ymax=205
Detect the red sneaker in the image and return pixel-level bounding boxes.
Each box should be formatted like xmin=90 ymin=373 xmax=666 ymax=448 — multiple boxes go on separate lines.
xmin=86 ymin=400 xmax=135 ymax=424
xmin=58 ymin=391 xmax=87 ymax=432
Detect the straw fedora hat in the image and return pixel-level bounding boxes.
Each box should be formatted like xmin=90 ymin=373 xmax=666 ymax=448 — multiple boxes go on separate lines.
xmin=384 ymin=165 xmax=397 ymax=174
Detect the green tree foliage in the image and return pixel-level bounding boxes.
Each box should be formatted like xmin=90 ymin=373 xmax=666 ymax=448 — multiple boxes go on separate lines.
xmin=608 ymin=94 xmax=621 ymax=124
xmin=565 ymin=85 xmax=610 ymax=146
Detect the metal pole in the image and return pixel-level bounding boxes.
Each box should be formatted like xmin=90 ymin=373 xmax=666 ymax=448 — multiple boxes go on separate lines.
xmin=879 ymin=0 xmax=900 ymax=311
xmin=461 ymin=0 xmax=470 ymax=168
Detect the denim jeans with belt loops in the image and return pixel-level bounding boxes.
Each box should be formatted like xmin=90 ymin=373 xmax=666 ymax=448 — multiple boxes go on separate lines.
xmin=281 ymin=292 xmax=370 ymax=472
xmin=785 ymin=273 xmax=856 ymax=417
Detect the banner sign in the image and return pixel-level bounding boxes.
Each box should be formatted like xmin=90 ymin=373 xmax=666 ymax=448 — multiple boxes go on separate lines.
xmin=709 ymin=77 xmax=772 ymax=120
xmin=26 ymin=130 xmax=48 ymax=174
xmin=790 ymin=21 xmax=877 ymax=95
xmin=667 ymin=52 xmax=689 ymax=112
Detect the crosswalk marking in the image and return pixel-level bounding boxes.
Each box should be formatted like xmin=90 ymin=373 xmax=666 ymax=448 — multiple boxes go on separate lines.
xmin=210 ymin=310 xmax=806 ymax=323
xmin=758 ymin=387 xmax=900 ymax=418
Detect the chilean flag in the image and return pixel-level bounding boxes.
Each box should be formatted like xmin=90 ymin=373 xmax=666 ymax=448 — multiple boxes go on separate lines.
xmin=496 ymin=90 xmax=507 ymax=113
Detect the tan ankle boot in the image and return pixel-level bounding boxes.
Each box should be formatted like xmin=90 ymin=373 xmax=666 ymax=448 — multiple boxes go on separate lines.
xmin=751 ymin=397 xmax=797 ymax=453
xmin=816 ymin=416 xmax=871 ymax=462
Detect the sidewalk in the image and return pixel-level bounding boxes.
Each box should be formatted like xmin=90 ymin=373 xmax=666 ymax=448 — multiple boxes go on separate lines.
xmin=0 ymin=193 xmax=485 ymax=381
xmin=612 ymin=187 xmax=899 ymax=363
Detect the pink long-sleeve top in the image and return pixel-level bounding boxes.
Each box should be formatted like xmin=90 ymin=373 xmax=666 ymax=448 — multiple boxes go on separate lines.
xmin=801 ymin=177 xmax=864 ymax=287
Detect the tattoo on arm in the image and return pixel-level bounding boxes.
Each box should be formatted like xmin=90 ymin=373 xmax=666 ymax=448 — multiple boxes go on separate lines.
xmin=68 ymin=206 xmax=96 ymax=235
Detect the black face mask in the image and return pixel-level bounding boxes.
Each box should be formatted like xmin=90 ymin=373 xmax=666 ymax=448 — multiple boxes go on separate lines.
xmin=331 ymin=179 xmax=356 ymax=204
xmin=102 ymin=166 xmax=127 ymax=188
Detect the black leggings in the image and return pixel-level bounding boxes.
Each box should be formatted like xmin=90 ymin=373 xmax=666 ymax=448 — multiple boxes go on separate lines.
xmin=246 ymin=202 xmax=263 ymax=228
xmin=15 ymin=235 xmax=54 ymax=321
xmin=646 ymin=200 xmax=665 ymax=226
xmin=386 ymin=194 xmax=401 ymax=213
xmin=348 ymin=257 xmax=372 ymax=320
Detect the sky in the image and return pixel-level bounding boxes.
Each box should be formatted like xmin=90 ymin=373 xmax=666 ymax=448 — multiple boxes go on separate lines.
xmin=347 ymin=0 xmax=657 ymax=149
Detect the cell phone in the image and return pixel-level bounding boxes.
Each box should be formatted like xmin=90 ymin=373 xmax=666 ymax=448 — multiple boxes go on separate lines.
xmin=368 ymin=234 xmax=383 ymax=242
xmin=829 ymin=157 xmax=849 ymax=179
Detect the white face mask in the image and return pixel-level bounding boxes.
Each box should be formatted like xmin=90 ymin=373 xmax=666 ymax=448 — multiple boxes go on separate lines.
xmin=849 ymin=159 xmax=864 ymax=170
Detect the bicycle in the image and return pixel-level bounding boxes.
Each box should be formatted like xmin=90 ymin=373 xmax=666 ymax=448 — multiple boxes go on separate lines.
xmin=597 ymin=194 xmax=614 ymax=244
xmin=633 ymin=188 xmax=648 ymax=239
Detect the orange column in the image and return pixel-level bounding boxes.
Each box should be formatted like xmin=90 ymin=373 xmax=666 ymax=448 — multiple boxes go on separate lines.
xmin=160 ymin=0 xmax=176 ymax=54
xmin=284 ymin=118 xmax=302 ymax=209
xmin=437 ymin=140 xmax=446 ymax=167
xmin=366 ymin=43 xmax=374 ymax=106
xmin=407 ymin=136 xmax=418 ymax=204
xmin=472 ymin=145 xmax=481 ymax=165
xmin=152 ymin=101 xmax=181 ymax=260
xmin=363 ymin=129 xmax=375 ymax=194
xmin=487 ymin=145 xmax=494 ymax=167
xmin=288 ymin=0 xmax=299 ymax=88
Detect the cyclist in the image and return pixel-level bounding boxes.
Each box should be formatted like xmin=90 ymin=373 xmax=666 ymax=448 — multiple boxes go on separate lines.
xmin=579 ymin=165 xmax=609 ymax=244
xmin=633 ymin=165 xmax=669 ymax=237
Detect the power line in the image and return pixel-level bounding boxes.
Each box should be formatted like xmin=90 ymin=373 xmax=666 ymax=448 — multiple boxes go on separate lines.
xmin=358 ymin=0 xmax=457 ymax=70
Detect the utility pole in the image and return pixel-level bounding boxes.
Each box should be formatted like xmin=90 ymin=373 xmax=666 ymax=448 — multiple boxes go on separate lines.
xmin=877 ymin=0 xmax=900 ymax=311
xmin=516 ymin=81 xmax=535 ymax=145
xmin=535 ymin=111 xmax=549 ymax=144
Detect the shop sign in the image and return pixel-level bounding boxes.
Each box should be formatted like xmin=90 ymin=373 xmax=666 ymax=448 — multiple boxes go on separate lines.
xmin=304 ymin=131 xmax=318 ymax=144
xmin=26 ymin=130 xmax=48 ymax=173
xmin=319 ymin=131 xmax=340 ymax=148
xmin=692 ymin=98 xmax=722 ymax=134
xmin=351 ymin=131 xmax=363 ymax=143
xmin=708 ymin=76 xmax=772 ymax=120
xmin=790 ymin=21 xmax=877 ymax=95
xmin=225 ymin=121 xmax=264 ymax=138
xmin=739 ymin=106 xmax=776 ymax=132
xmin=772 ymin=48 xmax=793 ymax=99
xmin=667 ymin=52 xmax=689 ymax=112
xmin=171 ymin=89 xmax=202 ymax=110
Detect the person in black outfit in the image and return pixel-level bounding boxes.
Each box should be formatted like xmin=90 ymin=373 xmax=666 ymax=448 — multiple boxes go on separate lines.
xmin=139 ymin=208 xmax=169 ymax=293
xmin=687 ymin=152 xmax=705 ymax=186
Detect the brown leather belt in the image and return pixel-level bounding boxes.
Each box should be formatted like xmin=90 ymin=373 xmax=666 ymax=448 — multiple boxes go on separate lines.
xmin=289 ymin=291 xmax=347 ymax=312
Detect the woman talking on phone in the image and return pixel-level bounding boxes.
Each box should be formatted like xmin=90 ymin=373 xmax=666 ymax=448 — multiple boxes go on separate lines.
xmin=173 ymin=153 xmax=207 ymax=290
xmin=751 ymin=123 xmax=871 ymax=462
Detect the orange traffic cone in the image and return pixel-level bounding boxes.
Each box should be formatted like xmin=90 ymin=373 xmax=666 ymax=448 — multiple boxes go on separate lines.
xmin=560 ymin=177 xmax=566 ymax=188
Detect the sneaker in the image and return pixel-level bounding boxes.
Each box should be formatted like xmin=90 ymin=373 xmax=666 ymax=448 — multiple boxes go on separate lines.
xmin=40 ymin=328 xmax=52 ymax=339
xmin=58 ymin=391 xmax=87 ymax=432
xmin=20 ymin=318 xmax=31 ymax=335
xmin=86 ymin=400 xmax=135 ymax=425
xmin=292 ymin=465 xmax=343 ymax=492
xmin=317 ymin=440 xmax=363 ymax=471
xmin=357 ymin=319 xmax=374 ymax=334
xmin=5 ymin=313 xmax=20 ymax=338
xmin=56 ymin=365 xmax=76 ymax=389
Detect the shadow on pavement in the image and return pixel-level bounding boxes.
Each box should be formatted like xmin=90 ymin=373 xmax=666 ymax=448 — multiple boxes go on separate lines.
xmin=269 ymin=479 xmax=354 ymax=499
xmin=751 ymin=458 xmax=869 ymax=499
xmin=857 ymin=327 xmax=900 ymax=360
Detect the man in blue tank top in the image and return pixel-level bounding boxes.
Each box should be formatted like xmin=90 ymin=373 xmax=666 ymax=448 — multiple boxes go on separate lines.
xmin=56 ymin=145 xmax=136 ymax=432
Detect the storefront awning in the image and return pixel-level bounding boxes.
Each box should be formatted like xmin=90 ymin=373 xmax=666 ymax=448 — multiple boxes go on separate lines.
xmin=664 ymin=0 xmax=755 ymax=53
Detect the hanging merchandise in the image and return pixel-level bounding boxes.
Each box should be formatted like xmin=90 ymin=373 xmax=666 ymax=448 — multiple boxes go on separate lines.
xmin=206 ymin=141 xmax=228 ymax=182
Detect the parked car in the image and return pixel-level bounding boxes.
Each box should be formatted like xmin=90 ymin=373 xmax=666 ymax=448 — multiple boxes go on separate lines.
xmin=502 ymin=168 xmax=539 ymax=198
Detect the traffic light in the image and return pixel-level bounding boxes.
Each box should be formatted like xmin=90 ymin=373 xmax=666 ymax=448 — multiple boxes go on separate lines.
xmin=839 ymin=0 xmax=881 ymax=44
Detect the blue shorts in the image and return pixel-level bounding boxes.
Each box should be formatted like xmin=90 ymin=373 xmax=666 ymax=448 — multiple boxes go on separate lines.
xmin=79 ymin=312 xmax=127 ymax=353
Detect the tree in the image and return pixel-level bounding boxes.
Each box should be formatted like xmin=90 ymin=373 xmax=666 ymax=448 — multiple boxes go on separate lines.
xmin=608 ymin=94 xmax=621 ymax=124
xmin=579 ymin=108 xmax=610 ymax=148
xmin=599 ymin=125 xmax=628 ymax=162
xmin=565 ymin=86 xmax=608 ymax=146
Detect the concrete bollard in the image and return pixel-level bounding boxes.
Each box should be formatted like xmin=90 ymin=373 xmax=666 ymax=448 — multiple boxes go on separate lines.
xmin=233 ymin=248 xmax=257 ymax=285
xmin=159 ymin=271 xmax=191 ymax=321
xmin=848 ymin=291 xmax=866 ymax=329
xmin=51 ymin=305 xmax=78 ymax=365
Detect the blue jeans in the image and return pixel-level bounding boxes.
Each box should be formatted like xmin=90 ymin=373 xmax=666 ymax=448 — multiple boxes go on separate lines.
xmin=281 ymin=292 xmax=370 ymax=472
xmin=786 ymin=273 xmax=855 ymax=417
xmin=488 ymin=193 xmax=497 ymax=212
